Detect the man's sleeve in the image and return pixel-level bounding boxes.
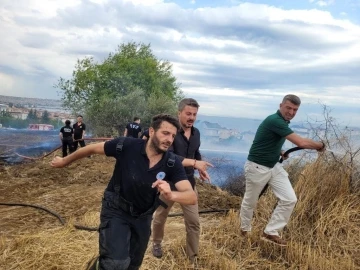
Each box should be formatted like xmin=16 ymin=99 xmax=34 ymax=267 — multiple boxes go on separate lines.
xmin=195 ymin=129 xmax=202 ymax=160
xmin=60 ymin=127 xmax=64 ymax=133
xmin=104 ymin=137 xmax=126 ymax=158
xmin=195 ymin=147 xmax=202 ymax=160
xmin=168 ymin=156 xmax=188 ymax=184
xmin=82 ymin=123 xmax=86 ymax=131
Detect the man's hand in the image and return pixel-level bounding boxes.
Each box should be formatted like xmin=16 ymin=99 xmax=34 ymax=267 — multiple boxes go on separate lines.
xmin=280 ymin=150 xmax=289 ymax=161
xmin=194 ymin=160 xmax=214 ymax=171
xmin=317 ymin=142 xmax=326 ymax=152
xmin=152 ymin=179 xmax=173 ymax=200
xmin=199 ymin=169 xmax=211 ymax=183
xmin=50 ymin=156 xmax=68 ymax=168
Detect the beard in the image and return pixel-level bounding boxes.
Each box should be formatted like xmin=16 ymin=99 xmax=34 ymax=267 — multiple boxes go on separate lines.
xmin=181 ymin=120 xmax=194 ymax=129
xmin=150 ymin=133 xmax=169 ymax=154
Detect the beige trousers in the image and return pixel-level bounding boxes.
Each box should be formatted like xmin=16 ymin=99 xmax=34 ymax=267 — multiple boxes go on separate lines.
xmin=152 ymin=188 xmax=200 ymax=260
xmin=240 ymin=161 xmax=298 ymax=236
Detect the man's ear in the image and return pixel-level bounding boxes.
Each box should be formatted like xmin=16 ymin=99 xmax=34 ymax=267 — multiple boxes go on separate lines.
xmin=149 ymin=127 xmax=155 ymax=137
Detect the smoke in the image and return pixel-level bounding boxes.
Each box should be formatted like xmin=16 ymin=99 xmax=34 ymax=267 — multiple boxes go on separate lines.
xmin=0 ymin=129 xmax=60 ymax=164
xmin=199 ymin=149 xmax=247 ymax=186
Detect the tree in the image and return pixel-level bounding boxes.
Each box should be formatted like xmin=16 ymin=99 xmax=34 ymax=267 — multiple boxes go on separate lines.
xmin=27 ymin=109 xmax=34 ymax=120
xmin=55 ymin=42 xmax=183 ymax=135
xmin=56 ymin=42 xmax=180 ymax=111
xmin=41 ymin=110 xmax=50 ymax=123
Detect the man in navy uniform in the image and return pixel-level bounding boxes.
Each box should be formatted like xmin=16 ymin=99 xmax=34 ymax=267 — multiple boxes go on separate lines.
xmin=51 ymin=114 xmax=196 ymax=270
xmin=59 ymin=120 xmax=74 ymax=157
xmin=124 ymin=117 xmax=142 ymax=138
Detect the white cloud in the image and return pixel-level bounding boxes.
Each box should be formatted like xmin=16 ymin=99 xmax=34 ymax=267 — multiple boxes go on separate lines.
xmin=313 ymin=0 xmax=335 ymax=7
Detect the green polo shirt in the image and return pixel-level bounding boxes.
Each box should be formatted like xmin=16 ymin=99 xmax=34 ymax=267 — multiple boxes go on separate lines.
xmin=248 ymin=110 xmax=294 ymax=168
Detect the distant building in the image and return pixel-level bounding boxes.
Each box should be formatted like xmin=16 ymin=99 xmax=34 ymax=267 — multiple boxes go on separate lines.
xmin=8 ymin=108 xmax=28 ymax=120
xmin=0 ymin=103 xmax=8 ymax=112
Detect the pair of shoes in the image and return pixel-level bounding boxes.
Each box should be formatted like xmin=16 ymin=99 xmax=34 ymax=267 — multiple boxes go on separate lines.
xmin=152 ymin=243 xmax=163 ymax=258
xmin=189 ymin=256 xmax=198 ymax=269
xmin=261 ymin=232 xmax=287 ymax=246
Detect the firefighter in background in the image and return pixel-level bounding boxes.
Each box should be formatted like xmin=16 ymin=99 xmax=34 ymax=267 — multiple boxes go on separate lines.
xmin=73 ymin=115 xmax=87 ymax=151
xmin=124 ymin=117 xmax=142 ymax=138
xmin=59 ymin=120 xmax=74 ymax=157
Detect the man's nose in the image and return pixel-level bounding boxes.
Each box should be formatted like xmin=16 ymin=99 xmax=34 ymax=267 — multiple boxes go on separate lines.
xmin=166 ymin=135 xmax=174 ymax=143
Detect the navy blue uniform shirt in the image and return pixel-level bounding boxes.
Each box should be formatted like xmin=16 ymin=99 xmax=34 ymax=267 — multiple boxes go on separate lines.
xmin=104 ymin=137 xmax=187 ymax=213
xmin=60 ymin=125 xmax=73 ymax=138
xmin=126 ymin=122 xmax=142 ymax=138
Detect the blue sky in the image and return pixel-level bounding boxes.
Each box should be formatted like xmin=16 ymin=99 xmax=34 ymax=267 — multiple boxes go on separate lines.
xmin=0 ymin=0 xmax=360 ymax=125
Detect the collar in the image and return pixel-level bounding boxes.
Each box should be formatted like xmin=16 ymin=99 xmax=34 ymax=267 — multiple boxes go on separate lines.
xmin=276 ymin=110 xmax=290 ymax=124
xmin=180 ymin=126 xmax=195 ymax=135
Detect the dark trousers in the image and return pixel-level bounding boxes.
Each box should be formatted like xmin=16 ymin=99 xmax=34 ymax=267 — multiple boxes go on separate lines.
xmin=62 ymin=137 xmax=74 ymax=157
xmin=73 ymin=138 xmax=86 ymax=151
xmin=99 ymin=192 xmax=152 ymax=270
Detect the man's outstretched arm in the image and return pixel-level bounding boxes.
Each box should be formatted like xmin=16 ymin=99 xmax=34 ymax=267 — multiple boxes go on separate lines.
xmin=286 ymin=133 xmax=325 ymax=150
xmin=51 ymin=142 xmax=105 ymax=168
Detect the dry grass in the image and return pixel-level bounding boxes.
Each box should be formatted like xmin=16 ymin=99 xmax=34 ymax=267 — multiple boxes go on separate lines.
xmin=0 ymin=152 xmax=359 ymax=269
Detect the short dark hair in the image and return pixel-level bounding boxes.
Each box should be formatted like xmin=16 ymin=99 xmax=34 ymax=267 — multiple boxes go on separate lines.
xmin=282 ymin=94 xmax=301 ymax=105
xmin=151 ymin=114 xmax=180 ymax=131
xmin=178 ymin=98 xmax=200 ymax=111
xmin=77 ymin=115 xmax=83 ymax=118
xmin=133 ymin=117 xmax=140 ymax=121
xmin=65 ymin=120 xmax=71 ymax=125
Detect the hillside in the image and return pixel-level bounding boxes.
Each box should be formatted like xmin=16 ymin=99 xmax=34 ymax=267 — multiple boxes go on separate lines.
xmin=0 ymin=151 xmax=359 ymax=269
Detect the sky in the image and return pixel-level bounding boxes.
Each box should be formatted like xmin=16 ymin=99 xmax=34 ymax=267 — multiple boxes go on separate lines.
xmin=0 ymin=0 xmax=360 ymax=125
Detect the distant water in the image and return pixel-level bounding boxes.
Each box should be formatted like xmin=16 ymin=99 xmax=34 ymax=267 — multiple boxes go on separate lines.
xmin=197 ymin=149 xmax=248 ymax=186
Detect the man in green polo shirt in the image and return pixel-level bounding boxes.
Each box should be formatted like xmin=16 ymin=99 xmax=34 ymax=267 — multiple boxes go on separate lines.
xmin=240 ymin=94 xmax=325 ymax=246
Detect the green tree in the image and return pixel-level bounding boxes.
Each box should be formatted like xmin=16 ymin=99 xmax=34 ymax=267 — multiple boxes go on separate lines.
xmin=41 ymin=110 xmax=50 ymax=123
xmin=33 ymin=109 xmax=38 ymax=120
xmin=27 ymin=109 xmax=34 ymax=120
xmin=55 ymin=42 xmax=183 ymax=136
